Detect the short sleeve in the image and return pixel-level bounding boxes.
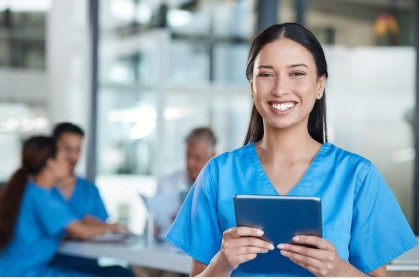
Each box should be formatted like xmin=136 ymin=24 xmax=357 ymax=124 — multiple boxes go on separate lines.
xmin=349 ymin=163 xmax=417 ymax=273
xmin=33 ymin=189 xmax=78 ymax=236
xmin=165 ymin=160 xmax=222 ymax=265
xmin=90 ymin=185 xmax=109 ymax=222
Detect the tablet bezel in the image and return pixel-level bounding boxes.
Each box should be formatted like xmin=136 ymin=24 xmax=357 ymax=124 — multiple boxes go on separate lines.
xmin=233 ymin=194 xmax=322 ymax=275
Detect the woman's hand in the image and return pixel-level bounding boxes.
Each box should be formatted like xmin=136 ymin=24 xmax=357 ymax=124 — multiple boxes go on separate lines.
xmin=277 ymin=235 xmax=349 ymax=276
xmin=208 ymin=226 xmax=274 ymax=276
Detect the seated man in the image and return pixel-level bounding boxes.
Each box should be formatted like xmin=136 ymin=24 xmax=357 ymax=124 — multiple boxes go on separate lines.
xmin=51 ymin=122 xmax=108 ymax=222
xmin=132 ymin=127 xmax=217 ymax=277
xmin=49 ymin=122 xmax=133 ymax=276
xmin=149 ymin=127 xmax=217 ymax=240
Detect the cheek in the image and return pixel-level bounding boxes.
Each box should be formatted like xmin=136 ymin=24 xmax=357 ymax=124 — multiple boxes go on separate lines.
xmin=295 ymin=82 xmax=318 ymax=100
xmin=60 ymin=160 xmax=69 ymax=170
xmin=254 ymin=79 xmax=274 ymax=93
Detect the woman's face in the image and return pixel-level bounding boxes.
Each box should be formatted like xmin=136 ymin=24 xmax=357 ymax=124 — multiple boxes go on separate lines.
xmin=251 ymin=38 xmax=325 ymax=132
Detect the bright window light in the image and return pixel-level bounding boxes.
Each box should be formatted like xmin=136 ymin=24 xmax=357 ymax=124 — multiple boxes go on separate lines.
xmin=167 ymin=9 xmax=192 ymax=27
xmin=110 ymin=0 xmax=135 ymax=21
xmin=137 ymin=2 xmax=152 ymax=23
xmin=0 ymin=0 xmax=51 ymax=12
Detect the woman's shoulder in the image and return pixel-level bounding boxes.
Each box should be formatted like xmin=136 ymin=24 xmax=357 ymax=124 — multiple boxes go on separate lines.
xmin=195 ymin=144 xmax=253 ymax=181
xmin=323 ymin=143 xmax=372 ymax=166
xmin=23 ymin=181 xmax=55 ymax=207
xmin=211 ymin=144 xmax=254 ymax=162
xmin=25 ymin=181 xmax=51 ymax=195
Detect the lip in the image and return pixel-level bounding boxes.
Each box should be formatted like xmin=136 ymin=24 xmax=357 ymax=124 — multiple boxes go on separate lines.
xmin=268 ymin=100 xmax=297 ymax=114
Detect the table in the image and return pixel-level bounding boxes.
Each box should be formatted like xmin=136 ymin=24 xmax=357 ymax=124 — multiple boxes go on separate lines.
xmin=58 ymin=238 xmax=192 ymax=274
xmin=58 ymin=238 xmax=418 ymax=276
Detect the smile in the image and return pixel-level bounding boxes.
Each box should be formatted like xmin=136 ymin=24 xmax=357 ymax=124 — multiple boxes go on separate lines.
xmin=271 ymin=102 xmax=295 ymax=112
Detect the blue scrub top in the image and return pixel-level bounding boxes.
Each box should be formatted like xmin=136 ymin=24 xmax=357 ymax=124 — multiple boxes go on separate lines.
xmin=52 ymin=176 xmax=108 ymax=222
xmin=0 ymin=181 xmax=94 ymax=276
xmin=166 ymin=143 xmax=418 ymax=277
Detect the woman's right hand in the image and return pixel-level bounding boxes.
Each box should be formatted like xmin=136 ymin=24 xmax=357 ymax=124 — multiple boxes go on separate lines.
xmin=208 ymin=226 xmax=274 ymax=276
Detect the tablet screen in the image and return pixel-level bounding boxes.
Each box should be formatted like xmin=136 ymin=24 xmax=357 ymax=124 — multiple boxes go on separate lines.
xmin=234 ymin=195 xmax=322 ymax=275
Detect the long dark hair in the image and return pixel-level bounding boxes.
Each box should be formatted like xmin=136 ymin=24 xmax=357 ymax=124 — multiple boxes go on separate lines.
xmin=0 ymin=136 xmax=56 ymax=250
xmin=244 ymin=23 xmax=329 ymax=145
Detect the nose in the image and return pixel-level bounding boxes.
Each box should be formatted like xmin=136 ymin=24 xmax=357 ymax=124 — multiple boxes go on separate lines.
xmin=272 ymin=75 xmax=291 ymax=96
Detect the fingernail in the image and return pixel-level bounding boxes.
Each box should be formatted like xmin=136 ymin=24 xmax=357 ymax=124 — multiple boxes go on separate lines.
xmin=280 ymin=250 xmax=288 ymax=256
xmin=268 ymin=244 xmax=274 ymax=250
xmin=256 ymin=230 xmax=264 ymax=236
xmin=277 ymin=244 xmax=285 ymax=249
xmin=292 ymin=236 xmax=300 ymax=242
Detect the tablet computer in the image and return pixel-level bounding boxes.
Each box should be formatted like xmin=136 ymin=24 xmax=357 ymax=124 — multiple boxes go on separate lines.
xmin=234 ymin=195 xmax=322 ymax=275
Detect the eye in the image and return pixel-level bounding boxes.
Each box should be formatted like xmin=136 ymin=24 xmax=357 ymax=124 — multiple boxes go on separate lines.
xmin=290 ymin=71 xmax=306 ymax=77
xmin=257 ymin=72 xmax=274 ymax=78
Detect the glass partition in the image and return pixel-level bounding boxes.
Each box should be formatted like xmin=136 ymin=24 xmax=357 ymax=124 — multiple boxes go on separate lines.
xmin=0 ymin=1 xmax=50 ymax=182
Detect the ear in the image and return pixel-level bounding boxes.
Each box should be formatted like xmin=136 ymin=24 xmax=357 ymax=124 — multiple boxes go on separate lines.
xmin=250 ymin=80 xmax=255 ymax=99
xmin=316 ymin=75 xmax=326 ymax=99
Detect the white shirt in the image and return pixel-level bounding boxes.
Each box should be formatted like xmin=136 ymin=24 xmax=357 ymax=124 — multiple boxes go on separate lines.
xmin=148 ymin=170 xmax=192 ymax=240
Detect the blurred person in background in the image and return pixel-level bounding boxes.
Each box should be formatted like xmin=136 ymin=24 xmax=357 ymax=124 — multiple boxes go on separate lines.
xmin=0 ymin=136 xmax=131 ymax=276
xmin=132 ymin=127 xmax=217 ymax=276
xmin=49 ymin=122 xmax=134 ymax=276
xmin=149 ymin=127 xmax=217 ymax=241
xmin=51 ymin=122 xmax=108 ymax=222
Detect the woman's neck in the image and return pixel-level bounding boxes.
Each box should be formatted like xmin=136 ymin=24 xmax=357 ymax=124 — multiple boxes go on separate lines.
xmin=256 ymin=125 xmax=321 ymax=162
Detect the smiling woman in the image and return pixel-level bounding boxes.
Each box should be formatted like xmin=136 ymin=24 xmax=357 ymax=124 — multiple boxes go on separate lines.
xmin=245 ymin=23 xmax=328 ymax=146
xmin=251 ymin=39 xmax=325 ymax=141
xmin=164 ymin=23 xmax=417 ymax=277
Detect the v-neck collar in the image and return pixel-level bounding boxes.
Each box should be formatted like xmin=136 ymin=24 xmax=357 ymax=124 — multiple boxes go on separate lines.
xmin=56 ymin=177 xmax=79 ymax=201
xmin=250 ymin=142 xmax=327 ymax=196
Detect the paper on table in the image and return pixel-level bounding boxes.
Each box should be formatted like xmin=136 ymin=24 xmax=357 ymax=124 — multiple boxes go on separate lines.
xmin=89 ymin=232 xmax=140 ymax=243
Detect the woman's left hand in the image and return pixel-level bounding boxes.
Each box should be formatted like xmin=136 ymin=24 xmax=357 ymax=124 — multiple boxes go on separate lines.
xmin=277 ymin=235 xmax=347 ymax=277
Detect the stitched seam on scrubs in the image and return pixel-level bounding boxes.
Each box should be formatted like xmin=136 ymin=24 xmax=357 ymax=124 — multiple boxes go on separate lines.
xmin=292 ymin=142 xmax=328 ymax=192
xmin=353 ymin=161 xmax=372 ymax=203
xmin=236 ymin=144 xmax=250 ymax=190
xmin=206 ymin=158 xmax=217 ymax=210
xmin=251 ymin=143 xmax=277 ymax=194
xmin=252 ymin=142 xmax=328 ymax=195
xmin=207 ymin=158 xmax=225 ymax=234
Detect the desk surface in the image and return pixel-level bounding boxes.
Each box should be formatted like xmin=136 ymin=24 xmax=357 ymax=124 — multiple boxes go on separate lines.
xmin=58 ymin=238 xmax=192 ymax=274
xmin=58 ymin=238 xmax=418 ymax=274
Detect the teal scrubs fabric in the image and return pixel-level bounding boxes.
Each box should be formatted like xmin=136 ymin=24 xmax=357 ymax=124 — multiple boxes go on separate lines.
xmin=52 ymin=176 xmax=108 ymax=221
xmin=0 ymin=182 xmax=92 ymax=276
xmin=166 ymin=143 xmax=417 ymax=276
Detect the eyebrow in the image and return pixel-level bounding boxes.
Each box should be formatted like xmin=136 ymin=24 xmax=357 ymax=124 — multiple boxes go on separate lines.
xmin=289 ymin=63 xmax=309 ymax=68
xmin=257 ymin=64 xmax=309 ymax=69
xmin=257 ymin=65 xmax=274 ymax=69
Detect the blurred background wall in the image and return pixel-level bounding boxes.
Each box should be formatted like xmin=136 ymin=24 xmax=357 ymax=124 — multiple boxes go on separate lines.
xmin=0 ymin=0 xmax=418 ymax=235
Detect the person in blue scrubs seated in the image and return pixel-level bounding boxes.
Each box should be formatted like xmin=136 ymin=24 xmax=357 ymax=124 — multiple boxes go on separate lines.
xmin=165 ymin=23 xmax=418 ymax=277
xmin=0 ymin=136 xmax=128 ymax=276
xmin=48 ymin=122 xmax=133 ymax=276
xmin=51 ymin=122 xmax=108 ymax=222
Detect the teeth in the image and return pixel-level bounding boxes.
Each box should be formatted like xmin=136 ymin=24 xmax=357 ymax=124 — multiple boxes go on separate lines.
xmin=272 ymin=102 xmax=295 ymax=111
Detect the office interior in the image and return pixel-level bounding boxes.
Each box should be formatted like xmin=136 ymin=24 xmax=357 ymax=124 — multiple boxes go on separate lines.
xmin=0 ymin=0 xmax=418 ymax=276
